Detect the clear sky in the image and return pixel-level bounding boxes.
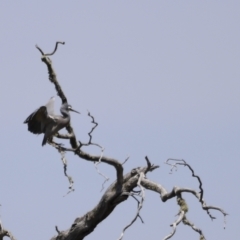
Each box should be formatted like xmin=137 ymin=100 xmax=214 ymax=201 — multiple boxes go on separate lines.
xmin=0 ymin=1 xmax=239 ymax=239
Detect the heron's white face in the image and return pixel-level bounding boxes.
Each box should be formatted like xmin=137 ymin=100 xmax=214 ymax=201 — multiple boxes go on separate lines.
xmin=67 ymin=105 xmax=73 ymax=110
xmin=68 ymin=105 xmax=80 ymax=114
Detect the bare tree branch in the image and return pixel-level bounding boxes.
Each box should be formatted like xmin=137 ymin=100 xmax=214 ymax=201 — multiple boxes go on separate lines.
xmin=141 ymin=178 xmax=227 ymax=218
xmin=48 ymin=140 xmax=74 ymax=194
xmin=165 ymin=158 xmax=228 ymax=221
xmin=182 ymin=216 xmax=205 ymax=239
xmin=165 ymin=158 xmax=204 ymax=201
xmin=28 ymin=44 xmax=227 ymax=240
xmin=122 ymin=155 xmax=130 ymax=165
xmin=35 ymin=41 xmax=65 ymax=56
xmin=48 ymin=160 xmax=159 ymax=240
xmin=163 ymin=210 xmax=185 ymax=240
xmin=118 ymin=172 xmax=146 ymax=240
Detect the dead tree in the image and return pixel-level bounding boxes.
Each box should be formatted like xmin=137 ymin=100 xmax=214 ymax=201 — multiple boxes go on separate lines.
xmin=1 ymin=42 xmax=227 ymax=240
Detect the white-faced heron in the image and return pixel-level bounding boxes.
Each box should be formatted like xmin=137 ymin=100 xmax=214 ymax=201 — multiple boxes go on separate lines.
xmin=24 ymin=97 xmax=79 ymax=146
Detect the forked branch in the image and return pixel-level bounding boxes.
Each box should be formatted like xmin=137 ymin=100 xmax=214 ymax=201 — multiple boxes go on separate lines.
xmin=36 ymin=41 xmax=65 ymax=56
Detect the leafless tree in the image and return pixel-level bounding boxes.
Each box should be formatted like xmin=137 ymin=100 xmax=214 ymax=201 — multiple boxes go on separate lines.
xmin=1 ymin=42 xmax=227 ymax=240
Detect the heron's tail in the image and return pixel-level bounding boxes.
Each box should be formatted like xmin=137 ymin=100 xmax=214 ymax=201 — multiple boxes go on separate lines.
xmin=42 ymin=136 xmax=47 ymax=146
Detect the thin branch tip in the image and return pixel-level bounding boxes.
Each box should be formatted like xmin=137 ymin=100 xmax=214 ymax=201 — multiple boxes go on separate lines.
xmin=35 ymin=41 xmax=65 ymax=56
xmin=35 ymin=44 xmax=44 ymax=55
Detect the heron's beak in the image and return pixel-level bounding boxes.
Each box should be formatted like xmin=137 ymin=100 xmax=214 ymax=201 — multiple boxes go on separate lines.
xmin=70 ymin=108 xmax=80 ymax=114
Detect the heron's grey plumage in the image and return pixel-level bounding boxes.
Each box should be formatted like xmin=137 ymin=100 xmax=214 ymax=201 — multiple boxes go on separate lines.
xmin=24 ymin=97 xmax=79 ymax=146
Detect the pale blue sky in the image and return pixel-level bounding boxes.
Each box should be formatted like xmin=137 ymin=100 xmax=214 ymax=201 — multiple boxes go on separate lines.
xmin=0 ymin=1 xmax=239 ymax=239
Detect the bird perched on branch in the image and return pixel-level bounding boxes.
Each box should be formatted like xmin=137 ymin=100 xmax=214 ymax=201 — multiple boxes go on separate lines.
xmin=24 ymin=97 xmax=79 ymax=146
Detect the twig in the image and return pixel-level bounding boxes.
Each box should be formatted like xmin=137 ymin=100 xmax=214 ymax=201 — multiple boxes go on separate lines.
xmin=94 ymin=148 xmax=110 ymax=192
xmin=59 ymin=149 xmax=74 ymax=196
xmin=166 ymin=158 xmax=204 ymax=201
xmin=35 ymin=44 xmax=44 ymax=55
xmin=122 ymin=156 xmax=130 ymax=165
xmin=130 ymin=195 xmax=144 ymax=223
xmin=86 ymin=111 xmax=98 ymax=144
xmin=44 ymin=42 xmax=65 ymax=56
xmin=78 ymin=111 xmax=102 ymax=149
xmin=48 ymin=141 xmax=74 ymax=194
xmin=145 ymin=156 xmax=159 ymax=172
xmin=55 ymin=226 xmax=60 ymax=234
xmin=182 ymin=216 xmax=205 ymax=239
xmin=35 ymin=41 xmax=65 ymax=56
xmin=165 ymin=159 xmax=214 ymax=218
xmin=76 ymin=111 xmax=110 ymax=190
xmin=118 ymin=172 xmax=145 ymax=240
xmin=163 ymin=211 xmax=185 ymax=240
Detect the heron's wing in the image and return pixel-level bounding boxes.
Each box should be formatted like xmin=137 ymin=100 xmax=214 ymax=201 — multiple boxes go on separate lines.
xmin=45 ymin=97 xmax=55 ymax=116
xmin=24 ymin=106 xmax=47 ymax=134
xmin=24 ymin=106 xmax=55 ymax=134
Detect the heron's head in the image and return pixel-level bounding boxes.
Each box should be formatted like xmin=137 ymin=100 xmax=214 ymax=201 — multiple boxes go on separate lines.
xmin=67 ymin=104 xmax=80 ymax=114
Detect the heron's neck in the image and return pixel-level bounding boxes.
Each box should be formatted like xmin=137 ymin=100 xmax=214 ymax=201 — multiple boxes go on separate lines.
xmin=61 ymin=110 xmax=70 ymax=118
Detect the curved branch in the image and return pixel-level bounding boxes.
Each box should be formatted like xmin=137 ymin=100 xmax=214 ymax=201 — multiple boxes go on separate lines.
xmin=35 ymin=41 xmax=65 ymax=56
xmin=50 ymin=142 xmax=124 ymax=192
xmin=49 ymin=160 xmax=159 ymax=240
xmin=164 ymin=158 xmax=228 ymax=220
xmin=35 ymin=44 xmax=44 ymax=55
xmin=85 ymin=111 xmax=99 ymax=145
xmin=140 ymin=179 xmax=228 ymax=220
xmin=44 ymin=41 xmax=65 ymax=56
xmin=77 ymin=150 xmax=124 ymax=188
xmin=166 ymin=158 xmax=204 ymax=201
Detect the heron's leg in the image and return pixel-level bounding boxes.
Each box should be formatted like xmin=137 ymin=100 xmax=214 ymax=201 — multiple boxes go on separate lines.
xmin=48 ymin=137 xmax=64 ymax=147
